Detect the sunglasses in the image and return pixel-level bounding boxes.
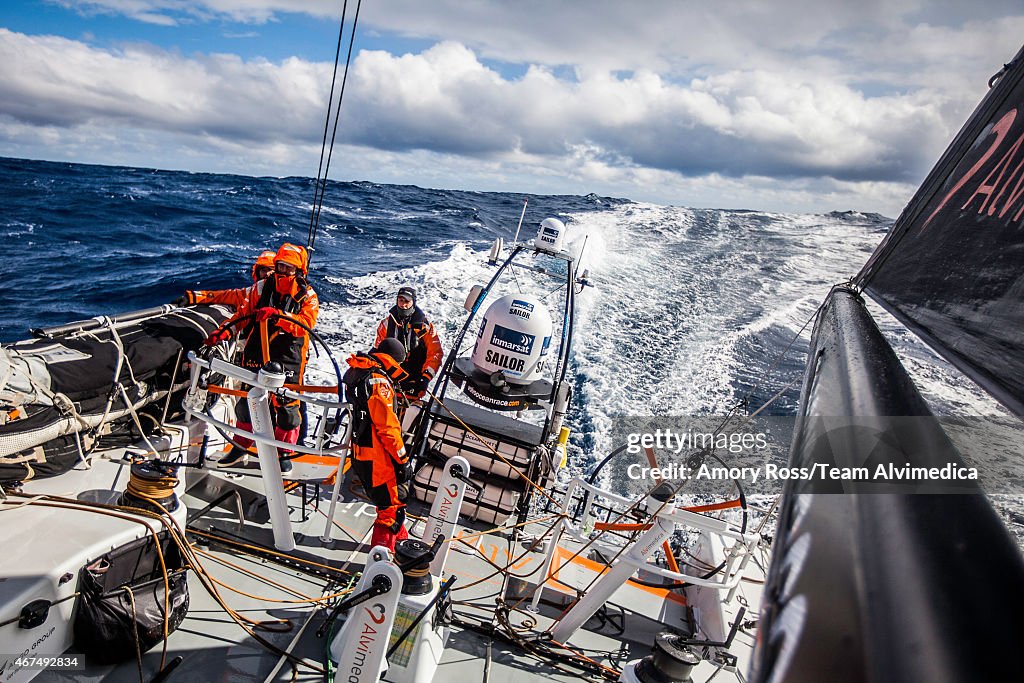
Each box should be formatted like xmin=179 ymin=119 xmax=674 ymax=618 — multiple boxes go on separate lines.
xmin=275 ymin=262 xmax=298 ymax=275
xmin=396 ymin=296 xmax=413 ymax=305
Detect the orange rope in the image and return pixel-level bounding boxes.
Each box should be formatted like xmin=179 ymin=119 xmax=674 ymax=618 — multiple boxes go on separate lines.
xmin=663 ymin=541 xmax=681 ymax=573
xmin=547 ymin=638 xmax=623 ymax=678
xmin=593 ymin=521 xmax=650 ymax=532
xmin=208 ymin=385 xmax=248 ymax=398
xmin=283 ymin=383 xmax=339 ymax=393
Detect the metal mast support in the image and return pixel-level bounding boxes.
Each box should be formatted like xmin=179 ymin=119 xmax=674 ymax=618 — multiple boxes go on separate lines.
xmin=549 ymin=498 xmax=676 ymax=643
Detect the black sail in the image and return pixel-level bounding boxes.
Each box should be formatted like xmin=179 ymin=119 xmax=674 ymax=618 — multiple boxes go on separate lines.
xmin=857 ymin=45 xmax=1024 ymax=416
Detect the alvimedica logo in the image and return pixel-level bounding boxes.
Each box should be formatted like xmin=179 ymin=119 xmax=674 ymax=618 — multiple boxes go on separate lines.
xmin=433 ymin=485 xmax=459 ymax=534
xmin=348 ymin=603 xmax=387 ymax=682
xmin=365 ymin=604 xmax=386 ymax=625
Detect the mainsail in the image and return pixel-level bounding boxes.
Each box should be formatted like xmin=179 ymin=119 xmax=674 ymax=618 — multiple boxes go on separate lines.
xmin=857 ymin=46 xmax=1024 ymax=416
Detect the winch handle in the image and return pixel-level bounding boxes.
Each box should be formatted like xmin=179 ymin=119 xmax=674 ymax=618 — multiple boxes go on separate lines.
xmin=396 ymin=534 xmax=446 ymax=573
xmin=449 ymin=463 xmax=482 ymax=492
xmin=315 ymin=574 xmax=394 ymax=638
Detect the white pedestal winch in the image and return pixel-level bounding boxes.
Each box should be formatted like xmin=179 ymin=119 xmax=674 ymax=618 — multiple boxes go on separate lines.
xmin=247 ymin=375 xmax=294 ymax=551
xmin=328 ymin=546 xmax=405 ymax=682
xmin=419 ymin=455 xmax=471 ymax=577
xmin=384 ymin=538 xmax=457 ymax=683
xmin=182 ymin=351 xmax=352 ymax=551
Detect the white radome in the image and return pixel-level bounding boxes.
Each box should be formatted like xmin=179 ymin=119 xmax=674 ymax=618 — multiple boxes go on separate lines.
xmin=471 ymin=293 xmax=552 ymax=385
xmin=536 ymin=217 xmax=567 ymax=253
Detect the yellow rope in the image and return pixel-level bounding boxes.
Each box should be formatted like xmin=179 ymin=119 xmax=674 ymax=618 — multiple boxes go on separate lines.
xmin=124 ymin=471 xmax=179 ymax=501
xmin=425 ymin=388 xmax=561 ymax=507
xmin=188 ymin=528 xmax=351 ymax=576
xmin=121 ymin=586 xmax=145 ymax=683
xmin=446 ymin=512 xmax=564 ymax=546
xmin=193 ymin=547 xmax=354 ymax=605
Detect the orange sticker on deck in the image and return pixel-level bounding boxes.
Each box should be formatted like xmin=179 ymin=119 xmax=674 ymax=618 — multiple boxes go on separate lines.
xmin=547 ymin=546 xmax=687 ymax=606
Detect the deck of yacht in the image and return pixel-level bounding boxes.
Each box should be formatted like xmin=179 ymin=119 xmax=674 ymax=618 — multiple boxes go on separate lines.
xmin=3 ymin=429 xmax=766 ymax=683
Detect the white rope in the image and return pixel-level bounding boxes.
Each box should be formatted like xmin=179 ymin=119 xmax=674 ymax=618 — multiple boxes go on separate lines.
xmin=118 ymin=384 xmax=164 ymax=461
xmin=86 ymin=320 xmax=168 ymax=459
xmin=165 ymin=307 xmax=223 ymax=337
xmin=0 ymin=353 xmax=14 ymax=397
xmin=81 ymin=320 xmax=129 ymax=437
xmin=0 ymin=352 xmax=91 ymax=431
xmin=72 ymin=425 xmax=91 ymax=470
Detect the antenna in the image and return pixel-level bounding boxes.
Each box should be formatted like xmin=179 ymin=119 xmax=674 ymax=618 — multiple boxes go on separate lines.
xmin=573 ymin=234 xmax=589 ymax=281
xmin=512 ymin=197 xmax=529 ymax=243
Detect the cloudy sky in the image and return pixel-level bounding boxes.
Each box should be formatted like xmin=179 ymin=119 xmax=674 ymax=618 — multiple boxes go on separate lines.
xmin=1 ymin=1 xmax=1022 ymax=214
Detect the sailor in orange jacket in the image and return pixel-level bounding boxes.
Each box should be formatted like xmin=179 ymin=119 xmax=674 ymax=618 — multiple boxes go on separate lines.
xmin=374 ymin=286 xmax=443 ymax=398
xmin=173 ymin=250 xmax=276 ymax=309
xmin=343 ymin=338 xmax=412 ymax=551
xmin=208 ymin=243 xmax=320 ymax=469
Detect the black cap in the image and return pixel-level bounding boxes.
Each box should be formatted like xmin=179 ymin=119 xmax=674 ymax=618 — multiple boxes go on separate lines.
xmin=397 ymin=286 xmax=417 ymax=304
xmin=374 ymin=337 xmax=407 ymax=363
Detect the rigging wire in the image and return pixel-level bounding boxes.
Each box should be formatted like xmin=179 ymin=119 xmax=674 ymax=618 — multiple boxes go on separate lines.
xmin=307 ymin=0 xmax=364 ymax=263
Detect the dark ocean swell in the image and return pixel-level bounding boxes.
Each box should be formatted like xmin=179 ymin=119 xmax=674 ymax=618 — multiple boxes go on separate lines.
xmin=5 ymin=154 xmax=1017 ymax=543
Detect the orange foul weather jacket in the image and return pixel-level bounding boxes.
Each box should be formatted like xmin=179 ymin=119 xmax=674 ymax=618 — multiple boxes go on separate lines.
xmin=185 ymin=251 xmax=277 ymax=308
xmin=185 ymin=286 xmax=250 ymax=309
xmin=345 ymin=353 xmax=408 ymax=488
xmin=374 ymin=307 xmax=443 ymax=391
xmin=228 ymin=275 xmax=319 ymax=382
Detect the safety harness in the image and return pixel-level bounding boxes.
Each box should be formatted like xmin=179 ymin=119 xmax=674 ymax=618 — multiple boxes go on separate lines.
xmin=342 ymin=355 xmax=396 ymax=449
xmin=384 ymin=308 xmax=430 ymax=354
xmin=239 ymin=276 xmax=310 ymax=377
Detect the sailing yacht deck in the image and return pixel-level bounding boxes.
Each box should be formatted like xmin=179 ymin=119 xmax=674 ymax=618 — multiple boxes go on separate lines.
xmin=5 ymin=438 xmax=766 ymax=683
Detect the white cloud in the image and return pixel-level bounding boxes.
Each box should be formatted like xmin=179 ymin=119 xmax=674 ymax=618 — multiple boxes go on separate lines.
xmin=340 ymin=43 xmax=954 ymax=183
xmin=55 ymin=1 xmax=1023 ymax=82
xmin=0 ymin=29 xmax=328 ymax=139
xmin=8 ymin=1 xmax=1024 ymax=214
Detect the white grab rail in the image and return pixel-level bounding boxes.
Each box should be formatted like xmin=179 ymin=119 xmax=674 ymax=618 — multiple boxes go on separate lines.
xmin=183 ymin=351 xmax=354 ymax=548
xmin=534 ymin=477 xmax=760 ymax=640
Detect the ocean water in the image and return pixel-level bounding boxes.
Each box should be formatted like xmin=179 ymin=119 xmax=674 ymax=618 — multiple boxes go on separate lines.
xmin=1 ymin=155 xmax=1019 ymax=536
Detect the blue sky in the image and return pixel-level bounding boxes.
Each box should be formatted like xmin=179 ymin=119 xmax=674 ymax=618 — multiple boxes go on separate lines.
xmin=1 ymin=0 xmax=1023 ymax=214
xmin=2 ymin=1 xmax=437 ymax=64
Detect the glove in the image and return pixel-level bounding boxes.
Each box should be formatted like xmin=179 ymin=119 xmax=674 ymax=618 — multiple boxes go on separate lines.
xmin=254 ymin=306 xmax=278 ymax=323
xmin=171 ymin=294 xmax=189 ymax=307
xmin=396 ymin=459 xmax=414 ymax=484
xmin=204 ymin=328 xmax=231 ymax=346
xmin=399 ymin=378 xmax=428 ymax=399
